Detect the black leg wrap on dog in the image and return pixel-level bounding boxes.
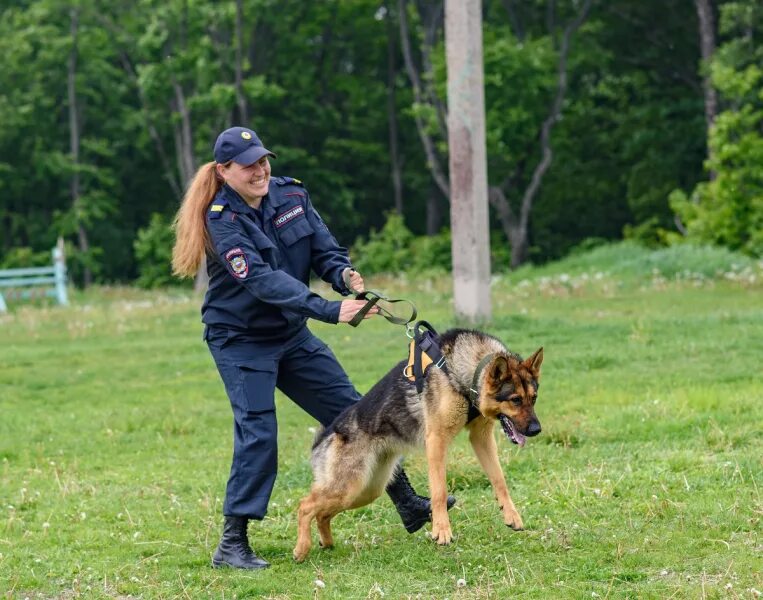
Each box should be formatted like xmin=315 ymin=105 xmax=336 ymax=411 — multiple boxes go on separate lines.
xmin=386 ymin=467 xmax=456 ymax=534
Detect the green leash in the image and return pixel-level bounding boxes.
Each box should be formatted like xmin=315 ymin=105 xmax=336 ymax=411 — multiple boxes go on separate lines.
xmin=348 ymin=290 xmax=418 ymax=328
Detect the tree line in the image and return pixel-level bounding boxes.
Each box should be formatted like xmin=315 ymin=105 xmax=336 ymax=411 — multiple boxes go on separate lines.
xmin=0 ymin=0 xmax=760 ymax=286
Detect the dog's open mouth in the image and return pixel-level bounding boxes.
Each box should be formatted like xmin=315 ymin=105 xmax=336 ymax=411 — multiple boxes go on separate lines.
xmin=498 ymin=414 xmax=526 ymax=447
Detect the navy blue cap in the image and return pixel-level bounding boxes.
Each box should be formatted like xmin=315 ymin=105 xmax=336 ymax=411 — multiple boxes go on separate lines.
xmin=213 ymin=126 xmax=277 ymax=165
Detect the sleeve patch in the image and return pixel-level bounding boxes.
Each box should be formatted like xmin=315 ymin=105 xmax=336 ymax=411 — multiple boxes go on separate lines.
xmin=225 ymin=248 xmax=249 ymax=278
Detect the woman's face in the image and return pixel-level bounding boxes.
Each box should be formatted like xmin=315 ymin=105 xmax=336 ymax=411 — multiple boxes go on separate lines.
xmin=218 ymin=156 xmax=271 ymax=205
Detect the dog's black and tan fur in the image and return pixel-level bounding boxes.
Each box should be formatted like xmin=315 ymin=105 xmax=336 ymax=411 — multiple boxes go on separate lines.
xmin=293 ymin=329 xmax=543 ymax=562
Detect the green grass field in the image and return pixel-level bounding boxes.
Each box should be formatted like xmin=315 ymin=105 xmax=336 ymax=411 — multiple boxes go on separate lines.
xmin=1 ymin=245 xmax=761 ymax=599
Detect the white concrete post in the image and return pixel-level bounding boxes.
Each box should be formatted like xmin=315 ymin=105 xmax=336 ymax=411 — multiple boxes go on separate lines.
xmin=54 ymin=238 xmax=69 ymax=306
xmin=445 ymin=0 xmax=492 ymax=322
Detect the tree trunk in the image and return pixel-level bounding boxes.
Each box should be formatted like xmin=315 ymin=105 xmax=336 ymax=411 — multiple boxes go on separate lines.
xmin=501 ymin=0 xmax=525 ymax=41
xmin=172 ymin=81 xmax=196 ymax=186
xmin=398 ymin=0 xmax=450 ymax=199
xmin=489 ymin=0 xmax=591 ymax=268
xmin=694 ymin=0 xmax=717 ymax=180
xmin=415 ymin=0 xmax=448 ymax=138
xmin=68 ymin=7 xmax=91 ymax=287
xmin=115 ymin=50 xmax=182 ymax=198
xmin=386 ymin=0 xmax=403 ymax=214
xmin=234 ymin=0 xmax=249 ymax=124
xmin=426 ymin=184 xmax=441 ymax=235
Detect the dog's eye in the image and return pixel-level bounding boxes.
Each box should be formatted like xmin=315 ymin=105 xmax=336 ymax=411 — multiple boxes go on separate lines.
xmin=509 ymin=395 xmax=522 ymax=406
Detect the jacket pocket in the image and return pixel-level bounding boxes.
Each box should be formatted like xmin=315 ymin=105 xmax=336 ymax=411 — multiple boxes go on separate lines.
xmin=236 ymin=359 xmax=277 ymax=413
xmin=277 ymin=218 xmax=314 ymax=247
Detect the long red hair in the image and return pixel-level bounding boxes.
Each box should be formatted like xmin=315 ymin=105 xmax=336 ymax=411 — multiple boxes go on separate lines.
xmin=172 ymin=162 xmax=222 ymax=278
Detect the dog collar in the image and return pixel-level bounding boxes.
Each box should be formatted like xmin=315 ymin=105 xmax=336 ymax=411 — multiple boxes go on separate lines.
xmin=469 ymin=353 xmax=497 ymax=405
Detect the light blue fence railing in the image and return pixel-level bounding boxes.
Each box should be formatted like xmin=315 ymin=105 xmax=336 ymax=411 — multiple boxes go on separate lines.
xmin=0 ymin=245 xmax=69 ymax=312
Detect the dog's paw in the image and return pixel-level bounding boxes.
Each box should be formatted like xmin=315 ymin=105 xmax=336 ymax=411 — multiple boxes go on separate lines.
xmin=429 ymin=525 xmax=454 ymax=545
xmin=504 ymin=510 xmax=524 ymax=531
xmin=292 ymin=546 xmax=309 ymax=562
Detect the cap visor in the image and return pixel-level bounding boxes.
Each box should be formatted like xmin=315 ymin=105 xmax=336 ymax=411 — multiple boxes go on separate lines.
xmin=232 ymin=146 xmax=277 ymax=165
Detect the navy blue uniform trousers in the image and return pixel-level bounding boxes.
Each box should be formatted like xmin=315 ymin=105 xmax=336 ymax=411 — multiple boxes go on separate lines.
xmin=206 ymin=326 xmax=360 ymax=519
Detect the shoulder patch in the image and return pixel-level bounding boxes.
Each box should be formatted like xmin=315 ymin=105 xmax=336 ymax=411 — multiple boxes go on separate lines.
xmin=208 ymin=198 xmax=228 ymax=220
xmin=275 ymin=176 xmax=304 ymax=187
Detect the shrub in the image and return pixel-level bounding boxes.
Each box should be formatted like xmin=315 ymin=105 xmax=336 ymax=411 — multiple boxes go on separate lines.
xmin=0 ymin=247 xmax=53 ymax=268
xmin=352 ymin=212 xmax=452 ymax=275
xmin=133 ymin=213 xmax=177 ymax=289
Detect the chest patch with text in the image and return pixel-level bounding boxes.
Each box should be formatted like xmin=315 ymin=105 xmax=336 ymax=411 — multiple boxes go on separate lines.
xmin=274 ymin=205 xmax=305 ymax=228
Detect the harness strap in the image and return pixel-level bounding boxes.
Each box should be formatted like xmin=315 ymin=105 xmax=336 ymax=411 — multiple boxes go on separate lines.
xmin=466 ymin=402 xmax=481 ymax=423
xmin=348 ymin=290 xmax=417 ymax=328
xmin=413 ymin=321 xmax=445 ymax=393
xmin=400 ymin=323 xmax=488 ymax=424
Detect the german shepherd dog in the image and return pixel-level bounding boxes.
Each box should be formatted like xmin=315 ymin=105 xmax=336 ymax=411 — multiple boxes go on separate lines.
xmin=293 ymin=329 xmax=543 ymax=562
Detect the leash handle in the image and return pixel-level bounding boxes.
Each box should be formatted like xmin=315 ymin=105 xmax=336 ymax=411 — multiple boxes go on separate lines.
xmin=348 ymin=290 xmax=417 ymax=328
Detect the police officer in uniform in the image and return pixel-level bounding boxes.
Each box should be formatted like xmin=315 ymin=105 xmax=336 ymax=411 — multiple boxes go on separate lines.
xmin=172 ymin=126 xmax=454 ymax=569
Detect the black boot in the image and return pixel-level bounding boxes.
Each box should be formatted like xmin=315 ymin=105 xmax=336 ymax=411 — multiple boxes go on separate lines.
xmin=212 ymin=516 xmax=270 ymax=570
xmin=386 ymin=468 xmax=456 ymax=534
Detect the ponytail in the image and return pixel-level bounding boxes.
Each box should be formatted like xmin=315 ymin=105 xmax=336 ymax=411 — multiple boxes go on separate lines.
xmin=172 ymin=161 xmax=222 ymax=278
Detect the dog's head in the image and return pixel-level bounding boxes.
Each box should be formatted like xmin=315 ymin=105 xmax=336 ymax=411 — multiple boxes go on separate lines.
xmin=479 ymin=348 xmax=543 ymax=446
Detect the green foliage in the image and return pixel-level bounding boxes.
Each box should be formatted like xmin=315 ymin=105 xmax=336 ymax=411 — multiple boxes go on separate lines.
xmin=671 ymin=1 xmax=763 ymax=257
xmin=511 ymin=239 xmax=759 ymax=281
xmin=133 ymin=213 xmax=177 ymax=289
xmin=352 ymin=212 xmax=452 ymax=275
xmin=0 ymin=0 xmax=760 ymax=278
xmin=0 ymin=246 xmax=52 ymax=269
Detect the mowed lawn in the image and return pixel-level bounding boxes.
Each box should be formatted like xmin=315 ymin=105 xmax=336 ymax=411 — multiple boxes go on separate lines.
xmin=1 ymin=253 xmax=761 ymax=598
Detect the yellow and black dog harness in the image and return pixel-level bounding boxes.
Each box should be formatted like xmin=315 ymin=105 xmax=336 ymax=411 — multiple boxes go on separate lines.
xmin=403 ymin=321 xmax=481 ymax=423
xmin=348 ymin=293 xmax=481 ymax=422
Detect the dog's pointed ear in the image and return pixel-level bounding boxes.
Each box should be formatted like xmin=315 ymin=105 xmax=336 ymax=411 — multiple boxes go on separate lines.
xmin=525 ymin=347 xmax=544 ymax=377
xmin=490 ymin=355 xmax=510 ymax=382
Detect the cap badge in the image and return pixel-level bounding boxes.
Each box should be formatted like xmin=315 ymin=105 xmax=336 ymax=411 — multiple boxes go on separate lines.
xmin=241 ymin=131 xmax=252 ymax=140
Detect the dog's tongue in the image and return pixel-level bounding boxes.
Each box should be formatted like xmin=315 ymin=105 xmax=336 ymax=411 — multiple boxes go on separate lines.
xmin=498 ymin=415 xmax=526 ymax=447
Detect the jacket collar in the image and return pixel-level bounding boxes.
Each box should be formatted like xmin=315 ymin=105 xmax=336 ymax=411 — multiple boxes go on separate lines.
xmin=220 ymin=179 xmax=296 ymax=224
xmin=220 ymin=184 xmax=251 ymax=212
xmin=261 ymin=178 xmax=297 ymax=223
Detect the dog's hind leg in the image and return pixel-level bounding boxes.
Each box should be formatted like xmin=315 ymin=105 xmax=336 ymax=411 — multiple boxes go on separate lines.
xmin=295 ymin=475 xmax=372 ymax=561
xmin=316 ymin=514 xmax=334 ymax=549
xmin=468 ymin=419 xmax=523 ymax=530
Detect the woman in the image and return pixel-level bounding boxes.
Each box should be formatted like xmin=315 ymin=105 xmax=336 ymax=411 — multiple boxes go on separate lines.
xmin=172 ymin=126 xmax=453 ymax=569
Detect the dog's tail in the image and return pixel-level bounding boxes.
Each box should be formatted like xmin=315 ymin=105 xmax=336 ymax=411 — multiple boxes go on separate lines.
xmin=311 ymin=424 xmax=330 ymax=450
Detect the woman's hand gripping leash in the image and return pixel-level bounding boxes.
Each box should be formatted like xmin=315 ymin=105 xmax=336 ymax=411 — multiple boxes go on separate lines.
xmin=338 ymin=268 xmax=379 ymax=324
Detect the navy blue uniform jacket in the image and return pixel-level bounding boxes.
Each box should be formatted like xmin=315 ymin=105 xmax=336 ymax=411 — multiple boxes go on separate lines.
xmin=201 ymin=177 xmax=353 ymax=341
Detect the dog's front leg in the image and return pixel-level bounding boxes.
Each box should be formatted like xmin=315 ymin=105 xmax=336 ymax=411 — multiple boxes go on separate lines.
xmin=425 ymin=430 xmax=453 ymax=545
xmin=468 ymin=421 xmax=523 ymax=530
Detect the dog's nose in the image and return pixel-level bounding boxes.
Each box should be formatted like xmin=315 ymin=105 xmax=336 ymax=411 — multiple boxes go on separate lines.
xmin=526 ymin=420 xmax=541 ymax=437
